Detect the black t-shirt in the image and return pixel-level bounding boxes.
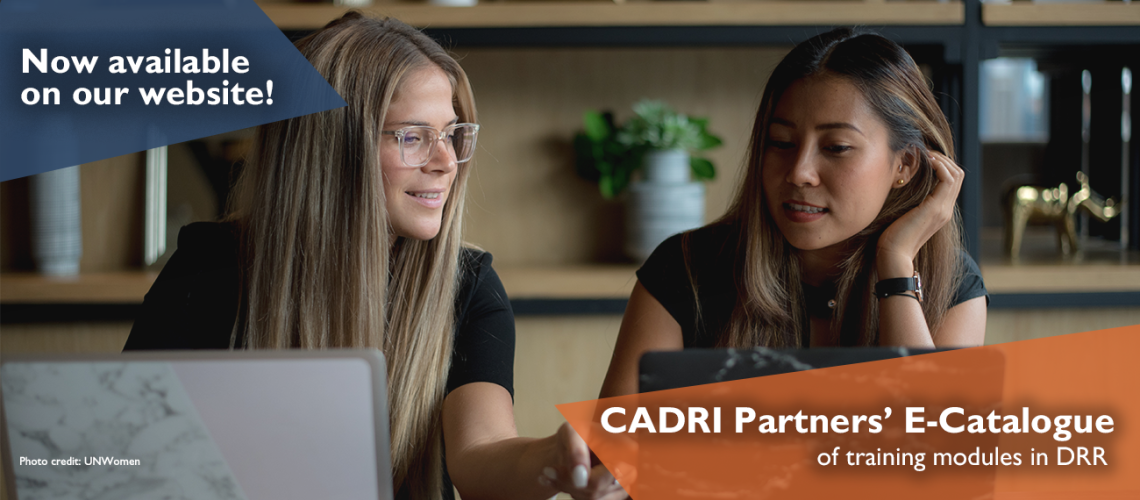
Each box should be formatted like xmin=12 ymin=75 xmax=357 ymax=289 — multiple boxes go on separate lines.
xmin=124 ymin=222 xmax=515 ymax=499
xmin=636 ymin=223 xmax=988 ymax=347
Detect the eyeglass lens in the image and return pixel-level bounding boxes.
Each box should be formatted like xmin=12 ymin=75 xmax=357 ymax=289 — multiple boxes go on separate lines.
xmin=400 ymin=125 xmax=478 ymax=167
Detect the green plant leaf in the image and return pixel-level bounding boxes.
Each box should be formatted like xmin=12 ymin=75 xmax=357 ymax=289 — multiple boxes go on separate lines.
xmin=599 ymin=175 xmax=615 ymax=199
xmin=697 ymin=132 xmax=723 ymax=151
xmin=576 ymin=101 xmax=720 ymax=197
xmin=573 ymin=134 xmax=601 ymax=181
xmin=583 ymin=111 xmax=610 ymax=142
xmin=602 ymin=140 xmax=626 ymax=156
xmin=690 ymin=157 xmax=716 ymax=180
xmin=612 ymin=173 xmax=628 ymax=198
xmin=596 ymin=159 xmax=613 ymax=175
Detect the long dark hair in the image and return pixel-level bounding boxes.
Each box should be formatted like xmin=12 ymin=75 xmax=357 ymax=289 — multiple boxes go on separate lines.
xmin=705 ymin=28 xmax=962 ymax=347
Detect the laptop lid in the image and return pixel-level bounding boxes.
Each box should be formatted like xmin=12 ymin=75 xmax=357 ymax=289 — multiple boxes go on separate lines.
xmin=1 ymin=350 xmax=391 ymax=500
xmin=634 ymin=347 xmax=1006 ymax=498
xmin=639 ymin=347 xmax=947 ymax=392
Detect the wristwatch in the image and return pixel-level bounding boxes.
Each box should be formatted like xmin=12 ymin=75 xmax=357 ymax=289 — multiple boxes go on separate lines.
xmin=874 ymin=271 xmax=923 ymax=302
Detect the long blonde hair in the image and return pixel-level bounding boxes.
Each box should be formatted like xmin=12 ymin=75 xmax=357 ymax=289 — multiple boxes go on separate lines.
xmin=705 ymin=28 xmax=962 ymax=347
xmin=226 ymin=13 xmax=475 ymax=498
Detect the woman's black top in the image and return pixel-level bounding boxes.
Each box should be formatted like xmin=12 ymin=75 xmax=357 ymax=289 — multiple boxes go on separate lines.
xmin=636 ymin=223 xmax=988 ymax=348
xmin=124 ymin=222 xmax=515 ymax=500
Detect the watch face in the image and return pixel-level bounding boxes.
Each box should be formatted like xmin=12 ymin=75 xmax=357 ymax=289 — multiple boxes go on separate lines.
xmin=914 ymin=272 xmax=923 ymax=302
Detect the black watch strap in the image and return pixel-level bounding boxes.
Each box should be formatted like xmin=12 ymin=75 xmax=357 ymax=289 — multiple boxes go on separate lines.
xmin=875 ymin=274 xmax=923 ymax=302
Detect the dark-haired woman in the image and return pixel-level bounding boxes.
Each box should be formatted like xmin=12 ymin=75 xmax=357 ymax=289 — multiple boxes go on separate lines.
xmin=601 ymin=28 xmax=987 ymax=398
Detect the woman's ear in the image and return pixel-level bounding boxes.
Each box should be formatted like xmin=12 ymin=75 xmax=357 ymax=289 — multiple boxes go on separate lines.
xmin=892 ymin=146 xmax=922 ymax=189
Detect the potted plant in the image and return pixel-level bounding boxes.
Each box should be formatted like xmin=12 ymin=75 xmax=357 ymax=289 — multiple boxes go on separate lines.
xmin=574 ymin=100 xmax=722 ymax=261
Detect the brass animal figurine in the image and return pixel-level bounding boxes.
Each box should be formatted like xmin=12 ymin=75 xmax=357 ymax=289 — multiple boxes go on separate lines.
xmin=1004 ymin=172 xmax=1124 ymax=260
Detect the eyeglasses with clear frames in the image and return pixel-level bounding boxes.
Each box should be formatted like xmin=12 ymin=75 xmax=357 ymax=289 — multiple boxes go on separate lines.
xmin=381 ymin=123 xmax=480 ymax=168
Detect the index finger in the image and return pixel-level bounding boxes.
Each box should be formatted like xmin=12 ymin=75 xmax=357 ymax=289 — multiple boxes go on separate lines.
xmin=926 ymin=154 xmax=963 ymax=201
xmin=558 ymin=422 xmax=593 ymax=468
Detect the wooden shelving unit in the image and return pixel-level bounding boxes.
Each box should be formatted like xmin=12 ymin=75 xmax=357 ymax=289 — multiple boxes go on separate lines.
xmin=982 ymin=264 xmax=1140 ymax=294
xmin=983 ymin=2 xmax=1140 ymax=27
xmin=497 ymin=266 xmax=637 ymax=300
xmin=0 ymin=272 xmax=157 ymax=304
xmin=3 ymin=263 xmax=1137 ymax=304
xmin=261 ymin=2 xmax=964 ymax=30
xmin=0 ymin=268 xmax=639 ymax=304
xmin=3 ymin=1 xmax=1136 ymax=319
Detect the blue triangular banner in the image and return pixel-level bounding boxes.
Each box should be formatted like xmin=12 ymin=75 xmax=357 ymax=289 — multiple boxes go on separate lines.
xmin=0 ymin=0 xmax=347 ymax=182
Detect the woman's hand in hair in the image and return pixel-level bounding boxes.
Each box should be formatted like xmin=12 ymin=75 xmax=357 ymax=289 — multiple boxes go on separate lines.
xmin=539 ymin=422 xmax=629 ymax=500
xmin=876 ymin=151 xmax=964 ymax=278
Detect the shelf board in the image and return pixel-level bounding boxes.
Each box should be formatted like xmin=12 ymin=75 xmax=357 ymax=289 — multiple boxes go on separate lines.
xmin=983 ymin=2 xmax=1140 ymax=27
xmin=980 ymin=263 xmax=1140 ymax=294
xmin=0 ymin=272 xmax=157 ymax=304
xmin=497 ymin=265 xmax=638 ymax=299
xmin=3 ymin=263 xmax=1137 ymax=307
xmin=501 ymin=263 xmax=1140 ymax=298
xmin=0 ymin=267 xmax=639 ymax=304
xmin=261 ymin=2 xmax=964 ymax=30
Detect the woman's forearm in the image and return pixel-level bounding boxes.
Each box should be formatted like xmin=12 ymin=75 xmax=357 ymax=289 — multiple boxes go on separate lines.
xmin=448 ymin=434 xmax=560 ymax=500
xmin=876 ymin=293 xmax=935 ymax=348
xmin=443 ymin=385 xmax=623 ymax=500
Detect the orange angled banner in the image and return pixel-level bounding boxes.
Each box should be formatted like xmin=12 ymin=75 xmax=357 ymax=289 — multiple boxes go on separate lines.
xmin=558 ymin=324 xmax=1139 ymax=499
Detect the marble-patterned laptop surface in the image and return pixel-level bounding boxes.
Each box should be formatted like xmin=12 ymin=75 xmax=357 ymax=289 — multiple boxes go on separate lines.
xmin=1 ymin=353 xmax=389 ymax=500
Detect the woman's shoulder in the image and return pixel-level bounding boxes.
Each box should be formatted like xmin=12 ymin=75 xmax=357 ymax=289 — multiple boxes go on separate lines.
xmin=957 ymin=249 xmax=982 ymax=275
xmin=458 ymin=247 xmax=494 ymax=289
xmin=635 ymin=222 xmax=740 ymax=347
xmin=124 ymin=222 xmax=240 ymax=351
xmin=144 ymin=221 xmax=240 ymax=321
xmin=173 ymin=221 xmax=240 ymax=267
xmin=448 ymin=247 xmax=515 ymax=398
xmin=952 ymin=249 xmax=988 ymax=306
xmin=460 ymin=246 xmax=492 ymax=268
xmin=139 ymin=221 xmax=239 ymax=286
xmin=638 ymin=222 xmax=739 ymax=286
xmin=455 ymin=247 xmax=508 ymax=317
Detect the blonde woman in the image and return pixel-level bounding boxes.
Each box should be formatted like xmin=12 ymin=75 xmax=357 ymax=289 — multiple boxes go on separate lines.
xmin=126 ymin=13 xmax=623 ymax=500
xmin=601 ymin=28 xmax=988 ymax=398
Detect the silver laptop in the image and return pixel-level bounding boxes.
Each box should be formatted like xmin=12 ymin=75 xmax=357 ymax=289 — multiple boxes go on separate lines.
xmin=1 ymin=350 xmax=392 ymax=500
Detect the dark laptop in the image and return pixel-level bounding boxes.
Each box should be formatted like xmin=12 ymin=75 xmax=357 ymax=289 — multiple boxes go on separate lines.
xmin=639 ymin=347 xmax=951 ymax=392
xmin=635 ymin=346 xmax=1005 ymax=499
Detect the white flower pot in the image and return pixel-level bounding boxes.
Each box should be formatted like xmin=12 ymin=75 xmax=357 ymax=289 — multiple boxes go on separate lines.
xmin=30 ymin=166 xmax=83 ymax=276
xmin=642 ymin=149 xmax=691 ymax=184
xmin=625 ymin=149 xmax=705 ymax=262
